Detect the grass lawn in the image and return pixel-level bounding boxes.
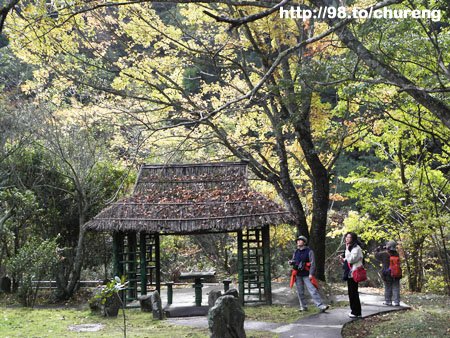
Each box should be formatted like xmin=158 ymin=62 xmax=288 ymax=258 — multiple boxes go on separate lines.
xmin=0 ymin=307 xmax=210 ymax=338
xmin=342 ymin=293 xmax=450 ymax=338
xmin=0 ymin=289 xmax=349 ymax=338
xmin=0 ymin=306 xmax=291 ymax=338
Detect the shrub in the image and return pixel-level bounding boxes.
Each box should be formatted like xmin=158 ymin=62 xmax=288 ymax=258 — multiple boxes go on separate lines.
xmin=6 ymin=237 xmax=60 ymax=306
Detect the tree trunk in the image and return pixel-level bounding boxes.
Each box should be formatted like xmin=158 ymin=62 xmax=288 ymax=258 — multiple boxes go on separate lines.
xmin=277 ymin=184 xmax=309 ymax=237
xmin=0 ymin=209 xmax=12 ymax=233
xmin=273 ymin=129 xmax=309 ymax=237
xmin=309 ymin=169 xmax=330 ymax=281
xmin=66 ymin=211 xmax=86 ymax=297
xmin=433 ymin=230 xmax=450 ymax=295
xmin=55 ymin=267 xmax=69 ymax=299
xmin=407 ymin=240 xmax=424 ymax=292
xmin=11 ymin=226 xmax=19 ymax=292
xmin=56 ymin=208 xmax=86 ymax=300
xmin=292 ymin=88 xmax=330 ymax=281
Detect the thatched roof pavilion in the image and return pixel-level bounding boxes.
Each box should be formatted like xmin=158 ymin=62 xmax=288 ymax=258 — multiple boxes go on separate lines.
xmin=84 ymin=162 xmax=291 ymax=234
xmin=84 ymin=162 xmax=293 ymax=306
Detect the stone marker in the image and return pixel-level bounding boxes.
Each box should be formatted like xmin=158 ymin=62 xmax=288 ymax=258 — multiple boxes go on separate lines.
xmin=68 ymin=324 xmax=104 ymax=332
xmin=208 ymin=294 xmax=246 ymax=338
xmin=223 ymin=288 xmax=239 ymax=299
xmin=151 ymin=290 xmax=163 ymax=320
xmin=88 ymin=288 xmax=102 ymax=314
xmin=208 ymin=290 xmax=222 ymax=308
xmin=138 ymin=294 xmax=153 ymax=312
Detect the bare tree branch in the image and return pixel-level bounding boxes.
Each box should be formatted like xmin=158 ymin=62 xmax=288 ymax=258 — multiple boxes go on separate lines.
xmin=309 ymin=0 xmax=450 ymax=129
xmin=203 ymin=0 xmax=290 ymax=29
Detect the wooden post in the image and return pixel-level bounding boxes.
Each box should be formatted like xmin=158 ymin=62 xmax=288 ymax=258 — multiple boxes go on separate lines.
xmin=194 ymin=278 xmax=203 ymax=307
xmin=237 ymin=230 xmax=244 ymax=305
xmin=139 ymin=233 xmax=147 ymax=296
xmin=222 ymin=279 xmax=232 ymax=292
xmin=262 ymin=225 xmax=272 ymax=305
xmin=113 ymin=232 xmax=125 ymax=304
xmin=166 ymin=282 xmax=174 ymax=305
xmin=112 ymin=232 xmax=123 ymax=277
xmin=127 ymin=232 xmax=137 ymax=301
xmin=155 ymin=234 xmax=161 ymax=294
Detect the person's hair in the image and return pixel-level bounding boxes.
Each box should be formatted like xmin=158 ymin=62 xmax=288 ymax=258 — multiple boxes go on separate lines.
xmin=345 ymin=232 xmax=358 ymax=244
xmin=345 ymin=232 xmax=363 ymax=251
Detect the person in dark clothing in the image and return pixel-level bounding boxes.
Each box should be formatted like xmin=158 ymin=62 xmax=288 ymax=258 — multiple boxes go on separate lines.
xmin=339 ymin=232 xmax=363 ymax=318
xmin=375 ymin=240 xmax=401 ymax=306
xmin=289 ymin=236 xmax=329 ymax=312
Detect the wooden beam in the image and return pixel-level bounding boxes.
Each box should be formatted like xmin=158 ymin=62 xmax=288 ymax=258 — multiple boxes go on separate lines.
xmin=139 ymin=233 xmax=147 ymax=295
xmin=127 ymin=232 xmax=137 ymax=301
xmin=155 ymin=234 xmax=161 ymax=294
xmin=112 ymin=232 xmax=124 ymax=277
xmin=237 ymin=230 xmax=244 ymax=305
xmin=262 ymin=225 xmax=272 ymax=305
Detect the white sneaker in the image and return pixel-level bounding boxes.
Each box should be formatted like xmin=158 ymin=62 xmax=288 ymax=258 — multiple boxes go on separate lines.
xmin=348 ymin=312 xmax=361 ymax=318
xmin=383 ymin=302 xmax=392 ymax=306
xmin=319 ymin=305 xmax=329 ymax=312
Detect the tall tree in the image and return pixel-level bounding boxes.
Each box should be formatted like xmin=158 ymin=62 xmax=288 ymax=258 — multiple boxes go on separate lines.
xmin=4 ymin=1 xmax=370 ymax=280
xmin=3 ymin=0 xmax=448 ymax=281
xmin=341 ymin=104 xmax=450 ymax=293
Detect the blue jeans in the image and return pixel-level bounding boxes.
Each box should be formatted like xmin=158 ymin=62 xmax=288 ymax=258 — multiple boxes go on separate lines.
xmin=295 ymin=275 xmax=323 ymax=308
xmin=384 ymin=278 xmax=400 ymax=304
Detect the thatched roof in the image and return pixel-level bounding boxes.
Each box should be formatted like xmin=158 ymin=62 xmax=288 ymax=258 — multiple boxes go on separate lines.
xmin=84 ymin=162 xmax=293 ymax=234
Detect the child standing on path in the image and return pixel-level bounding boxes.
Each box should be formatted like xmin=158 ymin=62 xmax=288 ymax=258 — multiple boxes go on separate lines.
xmin=375 ymin=240 xmax=402 ymax=306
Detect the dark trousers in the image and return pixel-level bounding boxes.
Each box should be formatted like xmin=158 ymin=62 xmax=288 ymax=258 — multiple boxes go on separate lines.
xmin=347 ymin=278 xmax=361 ymax=316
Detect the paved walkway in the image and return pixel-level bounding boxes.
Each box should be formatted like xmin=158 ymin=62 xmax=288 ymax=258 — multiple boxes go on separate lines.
xmin=275 ymin=294 xmax=408 ymax=338
xmin=164 ymin=284 xmax=409 ymax=338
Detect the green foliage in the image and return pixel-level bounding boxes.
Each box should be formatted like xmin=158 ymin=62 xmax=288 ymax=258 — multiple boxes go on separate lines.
xmin=0 ymin=45 xmax=34 ymax=91
xmin=423 ymin=258 xmax=448 ymax=295
xmin=335 ymin=112 xmax=450 ymax=293
xmin=0 ymin=188 xmax=39 ymax=231
xmin=160 ymin=235 xmax=218 ymax=280
xmin=0 ymin=115 xmax=130 ymax=298
xmin=6 ymin=237 xmax=60 ymax=306
xmin=182 ymin=67 xmax=201 ymax=94
xmin=423 ymin=274 xmax=447 ymax=295
xmin=94 ymin=276 xmax=128 ymax=305
xmin=270 ymin=224 xmax=297 ymax=279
